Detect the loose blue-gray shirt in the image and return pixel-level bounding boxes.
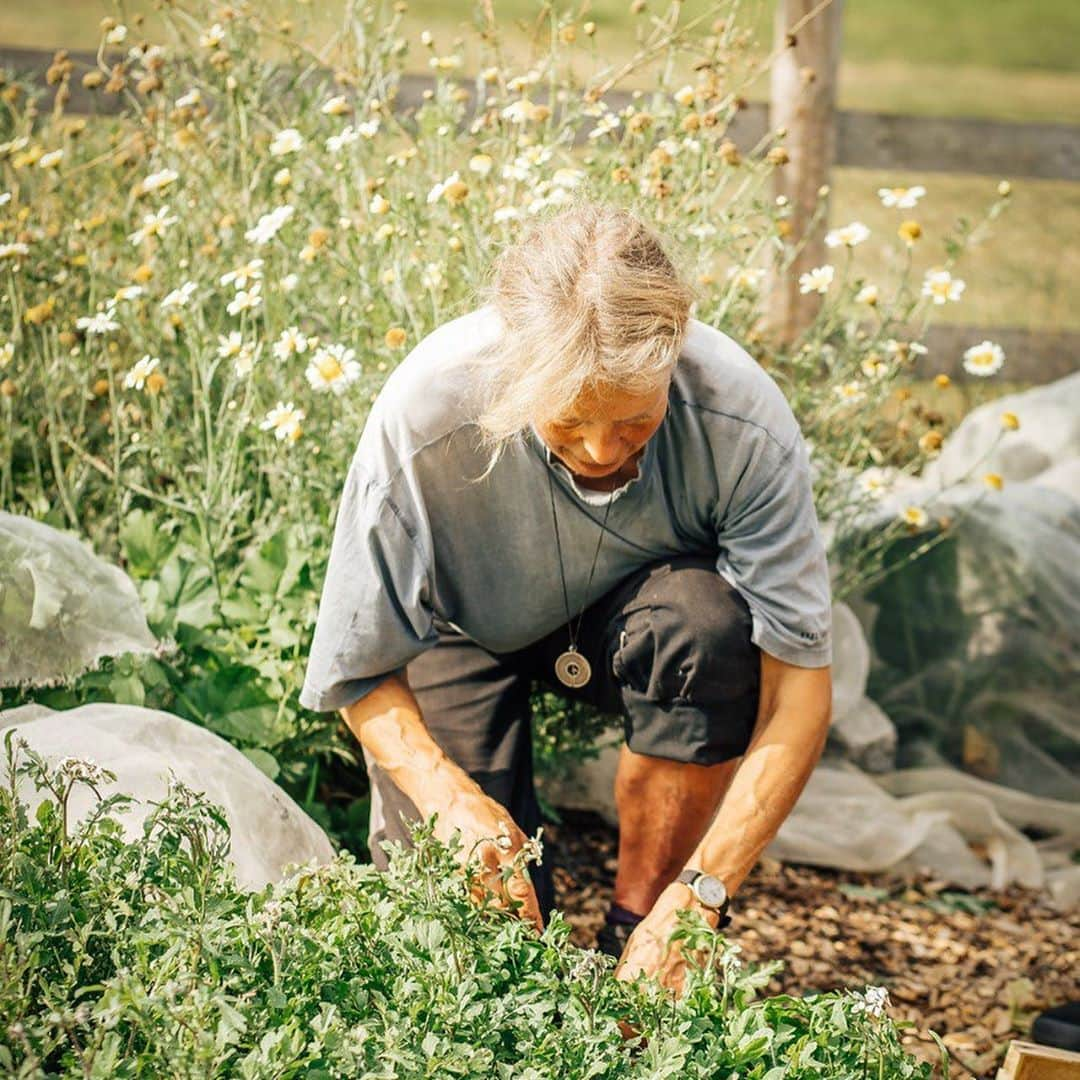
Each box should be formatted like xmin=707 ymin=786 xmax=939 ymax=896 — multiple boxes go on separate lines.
xmin=299 ymin=304 xmax=832 ymax=713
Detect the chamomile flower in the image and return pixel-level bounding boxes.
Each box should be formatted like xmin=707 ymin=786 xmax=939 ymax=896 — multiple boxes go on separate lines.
xmin=76 ymin=305 xmax=120 ymax=335
xmin=321 ymin=94 xmax=351 ymax=116
xmin=587 ymin=113 xmax=621 ymax=139
xmin=326 ymin=127 xmax=360 ymax=153
xmin=221 ymin=259 xmax=264 ymax=290
xmin=921 ymin=269 xmax=965 ymax=305
xmin=421 ymin=262 xmax=445 ymax=290
xmin=798 ymin=265 xmax=834 ymax=294
xmin=38 ymin=149 xmax=64 ymax=169
xmin=160 ymin=281 xmax=197 ymax=309
xmin=198 ymin=23 xmax=226 ymax=49
xmin=357 ymin=119 xmax=380 ymax=139
xmin=233 ymin=342 xmax=259 ymax=376
xmin=273 ymin=326 xmax=308 ymax=361
xmin=140 ymin=168 xmax=178 ymax=194
xmin=260 ymin=401 xmax=305 ymax=443
xmin=176 ymin=88 xmax=201 ymax=109
xmin=877 ymin=185 xmax=925 ymax=209
xmin=900 ymin=506 xmax=928 ymax=529
xmin=217 ymin=331 xmax=244 ymax=359
xmin=727 ymin=266 xmax=766 ymax=292
xmin=270 ymin=128 xmax=304 ymax=157
xmin=962 ymin=340 xmax=1005 ymax=377
xmin=245 ymin=205 xmax=294 ymax=246
xmin=834 ymin=381 xmax=866 ymax=403
xmin=855 ymin=284 xmax=879 ymax=305
xmin=0 ymin=242 xmax=30 ymax=260
xmin=305 ymin=343 xmax=361 ymax=395
xmin=128 ymin=205 xmax=178 ymax=245
xmin=1 ymin=342 xmax=14 ymax=367
xmin=858 ymin=467 xmax=894 ymax=498
xmin=113 ymin=285 xmax=145 ymax=303
xmin=852 ymin=986 xmax=890 ymax=1018
xmin=226 ymin=281 xmax=262 ymax=316
xmin=123 ymin=354 xmax=160 ymax=390
xmin=469 ymin=153 xmax=494 ymax=177
xmin=824 ymin=221 xmax=870 ymax=248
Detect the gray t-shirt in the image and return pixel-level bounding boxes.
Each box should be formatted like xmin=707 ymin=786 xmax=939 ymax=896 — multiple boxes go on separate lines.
xmin=299 ymin=304 xmax=832 ymax=713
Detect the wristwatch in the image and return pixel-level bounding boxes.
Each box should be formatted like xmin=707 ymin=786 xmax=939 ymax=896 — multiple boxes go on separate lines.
xmin=677 ymin=868 xmax=732 ymax=926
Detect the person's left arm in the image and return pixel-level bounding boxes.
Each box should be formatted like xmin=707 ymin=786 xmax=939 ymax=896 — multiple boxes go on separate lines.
xmin=614 ymin=652 xmax=832 ymax=994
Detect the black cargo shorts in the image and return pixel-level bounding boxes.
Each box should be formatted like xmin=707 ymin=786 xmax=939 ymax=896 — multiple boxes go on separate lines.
xmin=363 ymin=554 xmax=761 ymax=925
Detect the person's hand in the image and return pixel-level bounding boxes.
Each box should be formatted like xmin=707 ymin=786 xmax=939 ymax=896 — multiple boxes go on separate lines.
xmin=613 ymin=882 xmax=720 ymax=999
xmin=431 ymin=784 xmax=545 ymax=933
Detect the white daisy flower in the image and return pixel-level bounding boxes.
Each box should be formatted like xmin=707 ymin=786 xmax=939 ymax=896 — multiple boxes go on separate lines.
xmin=421 ymin=261 xmax=445 ymax=290
xmin=245 ymin=205 xmax=294 ymax=246
xmin=501 ymin=100 xmax=536 ymax=124
xmin=877 ymin=185 xmax=926 ymax=209
xmin=553 ymin=167 xmax=584 ymax=189
xmin=176 ymin=88 xmax=201 ymax=109
xmin=427 ymin=171 xmax=462 ymax=204
xmin=273 ymin=167 xmax=291 ymax=188
xmin=199 ymin=23 xmax=226 ymax=49
xmin=369 ymin=193 xmax=390 ymax=215
xmin=1 ymin=342 xmax=15 ymax=367
xmin=326 ymin=126 xmax=360 ymax=154
xmin=798 ymin=265 xmax=834 ymax=295
xmin=469 ymin=154 xmax=493 ymax=177
xmin=259 ymin=401 xmax=305 ymax=443
xmin=674 ymin=84 xmax=696 ymax=107
xmin=429 ymin=54 xmax=462 ymax=71
xmin=270 ymin=128 xmax=304 ymax=157
xmin=962 ymin=340 xmax=1005 ymax=377
xmin=38 ymin=149 xmax=64 ymax=169
xmin=357 ymin=119 xmax=380 ymax=139
xmin=113 ymin=285 xmax=145 ymax=302
xmin=217 ymin=331 xmax=244 ymax=359
xmin=123 ymin=354 xmax=160 ymax=390
xmin=0 ymin=191 xmax=11 ymax=206
xmin=141 ymin=168 xmax=178 ymax=194
xmin=128 ymin=205 xmax=178 ymax=245
xmin=280 ymin=273 xmax=299 ymax=292
xmin=825 ymin=221 xmax=870 ymax=248
xmin=883 ymin=339 xmax=928 ymax=359
xmin=0 ymin=242 xmax=30 ymax=260
xmin=76 ymin=305 xmax=120 ymax=335
xmin=105 ymin=23 xmax=128 ymax=44
xmin=834 ymin=380 xmax=866 ymax=403
xmin=587 ymin=113 xmax=621 ymax=140
xmin=855 ymin=284 xmax=879 ymax=305
xmin=321 ymin=95 xmax=351 ymax=116
xmin=160 ymin=281 xmax=197 ymax=309
xmin=227 ymin=281 xmax=262 ymax=316
xmin=220 ymin=258 xmax=264 ymax=290
xmin=900 ymin=506 xmax=929 ymax=529
xmin=921 ymin=269 xmax=965 ymax=305
xmin=234 ymin=342 xmax=259 ymax=376
xmin=305 ymin=343 xmax=362 ymax=395
xmin=858 ymin=467 xmax=894 ymax=498
xmin=272 ymin=326 xmax=308 ymax=361
xmin=727 ymin=266 xmax=766 ymax=292
xmin=493 ymin=206 xmax=520 ymax=223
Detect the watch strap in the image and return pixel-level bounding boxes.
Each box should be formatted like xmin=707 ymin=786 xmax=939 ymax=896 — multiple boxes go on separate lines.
xmin=676 ymin=868 xmax=733 ymax=928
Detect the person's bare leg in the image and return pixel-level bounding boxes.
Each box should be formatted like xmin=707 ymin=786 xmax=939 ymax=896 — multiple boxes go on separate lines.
xmin=611 ymin=742 xmax=740 ymax=915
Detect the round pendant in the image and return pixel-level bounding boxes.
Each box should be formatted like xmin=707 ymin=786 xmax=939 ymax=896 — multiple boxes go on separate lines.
xmin=555 ymin=649 xmax=591 ymax=688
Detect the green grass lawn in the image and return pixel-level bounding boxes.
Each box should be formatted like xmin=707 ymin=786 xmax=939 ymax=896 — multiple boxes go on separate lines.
xmin=4 ymin=0 xmax=1079 ymax=332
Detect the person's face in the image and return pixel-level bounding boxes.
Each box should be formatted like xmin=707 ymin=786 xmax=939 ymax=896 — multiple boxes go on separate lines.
xmin=534 ymin=379 xmax=670 ymax=481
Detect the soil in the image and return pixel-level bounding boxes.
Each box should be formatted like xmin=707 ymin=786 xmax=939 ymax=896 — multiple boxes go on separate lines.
xmin=545 ymin=808 xmax=1080 ymax=1080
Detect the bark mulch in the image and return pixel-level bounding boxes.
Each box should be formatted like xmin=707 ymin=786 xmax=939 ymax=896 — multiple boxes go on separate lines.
xmin=544 ymin=808 xmax=1080 ymax=1080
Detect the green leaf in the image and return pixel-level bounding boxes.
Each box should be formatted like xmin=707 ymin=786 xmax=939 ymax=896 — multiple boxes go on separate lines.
xmin=119 ymin=509 xmax=178 ymax=579
xmin=241 ymin=747 xmax=280 ymax=781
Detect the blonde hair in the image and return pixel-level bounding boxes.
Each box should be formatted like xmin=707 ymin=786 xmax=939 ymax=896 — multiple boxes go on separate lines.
xmin=471 ymin=199 xmax=699 ymax=470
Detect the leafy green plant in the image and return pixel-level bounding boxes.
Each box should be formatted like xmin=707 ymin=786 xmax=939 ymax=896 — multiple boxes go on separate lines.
xmin=1 ymin=732 xmax=935 ymax=1078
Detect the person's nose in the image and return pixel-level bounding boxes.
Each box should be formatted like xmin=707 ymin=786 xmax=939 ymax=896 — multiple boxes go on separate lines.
xmin=580 ymin=426 xmax=623 ymax=466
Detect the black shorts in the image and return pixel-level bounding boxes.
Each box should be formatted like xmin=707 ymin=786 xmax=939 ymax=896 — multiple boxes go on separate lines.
xmin=363 ymin=554 xmax=761 ymax=924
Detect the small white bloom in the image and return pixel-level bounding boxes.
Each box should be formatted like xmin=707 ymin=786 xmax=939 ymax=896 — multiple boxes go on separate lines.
xmin=825 ymin=221 xmax=870 ymax=248
xmin=176 ymin=88 xmax=201 ymax=109
xmin=199 ymin=23 xmax=226 ymax=49
xmin=160 ymin=281 xmax=197 ymax=309
xmin=227 ymin=281 xmax=262 ymax=315
xmin=587 ymin=113 xmax=621 ymax=140
xmin=884 ymin=339 xmax=929 ymax=359
xmin=469 ymin=154 xmax=493 ymax=177
xmin=221 ymin=258 xmax=264 ymax=290
xmin=141 ymin=168 xmax=178 ymax=194
xmin=245 ymin=205 xmax=294 ymax=246
xmin=501 ymin=99 xmax=535 ymax=125
xmin=280 ymin=273 xmax=299 ymax=292
xmin=674 ymin=84 xmax=696 ymax=107
xmin=798 ymin=265 xmax=834 ymax=295
xmin=76 ymin=305 xmax=120 ymax=335
xmin=0 ymin=342 xmax=15 ymax=367
xmin=123 ymin=354 xmax=160 ymax=390
xmin=0 ymin=192 xmax=11 ymax=206
xmin=962 ymin=340 xmax=1005 ymax=377
xmin=321 ymin=95 xmax=351 ymax=116
xmin=429 ymin=54 xmax=462 ymax=71
xmin=878 ymin=185 xmax=926 ymax=209
xmin=260 ymin=401 xmax=305 ymax=443
xmin=858 ymin=467 xmax=894 ymax=499
xmin=493 ymin=206 xmax=520 ymax=223
xmin=421 ymin=261 xmax=445 ymax=290
xmin=234 ymin=341 xmax=258 ymax=376
xmin=217 ymin=331 xmax=244 ymax=359
xmin=38 ymin=149 xmax=64 ymax=169
xmin=357 ymin=119 xmax=380 ymax=139
xmin=270 ymin=128 xmax=304 ymax=157
xmin=900 ymin=506 xmax=929 ymax=529
xmin=326 ymin=126 xmax=360 ymax=154
xmin=727 ymin=266 xmax=766 ymax=292
xmin=0 ymin=242 xmax=30 ymax=260
xmin=369 ymin=193 xmax=390 ymax=215
xmin=128 ymin=205 xmax=178 ymax=245
xmin=105 ymin=23 xmax=128 ymax=44
xmin=305 ymin=343 xmax=361 ymax=395
xmin=427 ymin=171 xmax=462 ymax=204
xmin=834 ymin=380 xmax=866 ymax=403
xmin=921 ymin=268 xmax=965 ymax=305
xmin=113 ymin=285 xmax=144 ymax=303
xmin=273 ymin=167 xmax=291 ymax=187
xmin=855 ymin=284 xmax=879 ymax=305
xmin=552 ymin=167 xmax=584 ymax=190
xmin=273 ymin=326 xmax=308 ymax=361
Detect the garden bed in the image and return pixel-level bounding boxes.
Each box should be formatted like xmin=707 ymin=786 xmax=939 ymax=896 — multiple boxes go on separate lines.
xmin=547 ymin=808 xmax=1080 ymax=1079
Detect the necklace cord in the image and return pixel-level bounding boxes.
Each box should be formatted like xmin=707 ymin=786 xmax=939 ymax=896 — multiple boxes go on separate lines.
xmin=546 ymin=468 xmax=616 ymax=649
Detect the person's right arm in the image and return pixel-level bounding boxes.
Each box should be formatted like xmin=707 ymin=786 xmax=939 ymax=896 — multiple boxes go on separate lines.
xmin=340 ymin=672 xmax=545 ymax=932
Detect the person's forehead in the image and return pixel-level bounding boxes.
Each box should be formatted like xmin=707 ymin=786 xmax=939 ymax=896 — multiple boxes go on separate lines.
xmin=562 ymin=381 xmax=667 ymax=421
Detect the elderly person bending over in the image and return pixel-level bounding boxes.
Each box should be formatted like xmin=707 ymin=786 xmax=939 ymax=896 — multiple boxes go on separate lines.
xmin=300 ymin=201 xmax=833 ymax=993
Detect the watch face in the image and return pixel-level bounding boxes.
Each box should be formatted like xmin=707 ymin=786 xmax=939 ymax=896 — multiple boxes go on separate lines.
xmin=695 ymin=874 xmax=728 ymax=908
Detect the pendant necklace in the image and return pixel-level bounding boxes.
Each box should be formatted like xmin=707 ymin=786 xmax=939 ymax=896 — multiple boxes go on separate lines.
xmin=546 ymin=467 xmax=616 ymax=689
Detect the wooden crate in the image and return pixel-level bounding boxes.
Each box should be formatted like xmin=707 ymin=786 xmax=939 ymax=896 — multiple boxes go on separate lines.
xmin=996 ymin=1041 xmax=1080 ymax=1079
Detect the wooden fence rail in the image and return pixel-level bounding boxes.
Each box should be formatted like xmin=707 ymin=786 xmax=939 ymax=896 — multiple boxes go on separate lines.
xmin=3 ymin=43 xmax=1079 ymax=383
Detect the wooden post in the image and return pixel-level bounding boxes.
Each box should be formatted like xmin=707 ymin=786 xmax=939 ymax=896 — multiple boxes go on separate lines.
xmin=767 ymin=0 xmax=844 ymax=345
xmin=996 ymin=1040 xmax=1080 ymax=1079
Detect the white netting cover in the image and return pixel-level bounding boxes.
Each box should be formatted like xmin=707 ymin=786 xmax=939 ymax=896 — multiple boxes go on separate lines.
xmin=0 ymin=512 xmax=160 ymax=689
xmin=0 ymin=703 xmax=337 ymax=891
